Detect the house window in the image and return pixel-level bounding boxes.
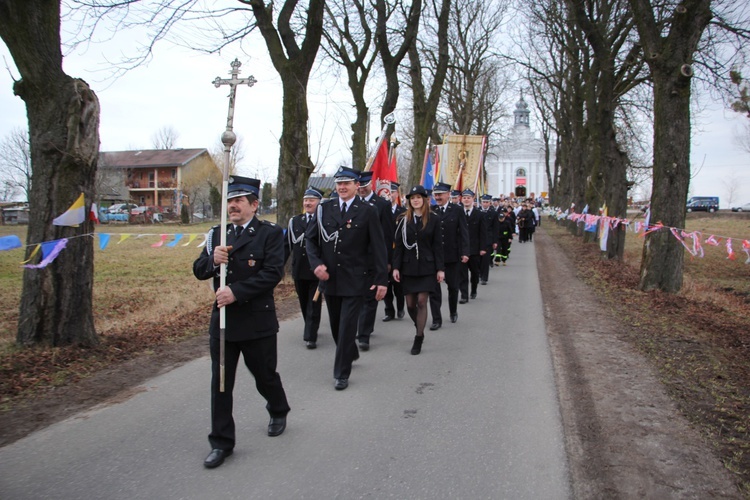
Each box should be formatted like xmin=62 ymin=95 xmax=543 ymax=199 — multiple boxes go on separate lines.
xmin=140 ymin=196 xmax=146 ymax=205
xmin=171 ymin=169 xmax=177 ymax=179
xmin=516 ymin=168 xmax=527 ymax=177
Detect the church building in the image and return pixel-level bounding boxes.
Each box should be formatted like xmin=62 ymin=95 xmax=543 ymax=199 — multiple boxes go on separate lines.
xmin=485 ymin=94 xmax=552 ymax=200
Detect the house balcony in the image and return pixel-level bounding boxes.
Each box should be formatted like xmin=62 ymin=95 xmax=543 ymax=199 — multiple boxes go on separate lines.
xmin=127 ymin=180 xmax=178 ymax=189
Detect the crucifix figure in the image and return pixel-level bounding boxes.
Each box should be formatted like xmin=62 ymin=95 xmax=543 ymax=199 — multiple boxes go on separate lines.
xmin=212 ymin=58 xmax=256 ymax=392
xmin=213 ymin=58 xmax=257 ymax=134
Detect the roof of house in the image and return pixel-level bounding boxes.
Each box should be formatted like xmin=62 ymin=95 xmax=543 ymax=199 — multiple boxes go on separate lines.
xmin=99 ymin=149 xmax=209 ymax=169
xmin=308 ymin=176 xmax=336 ymax=193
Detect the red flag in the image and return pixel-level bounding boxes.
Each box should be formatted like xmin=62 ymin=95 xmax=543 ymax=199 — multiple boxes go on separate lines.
xmin=371 ymin=140 xmax=397 ymax=198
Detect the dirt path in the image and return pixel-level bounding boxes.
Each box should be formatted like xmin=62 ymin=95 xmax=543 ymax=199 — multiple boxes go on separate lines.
xmin=0 ymin=229 xmax=742 ymax=497
xmin=535 ymin=228 xmax=739 ymax=498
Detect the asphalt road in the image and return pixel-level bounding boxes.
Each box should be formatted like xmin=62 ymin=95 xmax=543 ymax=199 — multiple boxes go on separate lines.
xmin=0 ymin=240 xmax=571 ymax=499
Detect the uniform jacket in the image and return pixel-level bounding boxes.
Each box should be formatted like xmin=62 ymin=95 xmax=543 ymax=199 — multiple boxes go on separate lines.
xmin=481 ymin=207 xmax=498 ymax=248
xmin=284 ymin=213 xmax=317 ymax=281
xmin=496 ymin=217 xmax=515 ymax=242
xmin=362 ymin=192 xmax=395 ymax=265
xmin=392 ymin=214 xmax=445 ymax=277
xmin=463 ymin=208 xmax=488 ymax=256
xmin=431 ymin=203 xmax=470 ymax=264
xmin=305 ymin=197 xmax=388 ymax=296
xmin=193 ymin=217 xmax=284 ymax=341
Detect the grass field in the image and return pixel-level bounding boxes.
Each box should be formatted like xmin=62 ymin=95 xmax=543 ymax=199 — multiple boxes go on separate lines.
xmin=548 ymin=212 xmax=750 ymax=494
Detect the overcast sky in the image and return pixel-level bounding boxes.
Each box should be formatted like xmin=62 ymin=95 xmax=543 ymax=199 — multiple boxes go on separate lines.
xmin=1 ymin=19 xmax=748 ymax=208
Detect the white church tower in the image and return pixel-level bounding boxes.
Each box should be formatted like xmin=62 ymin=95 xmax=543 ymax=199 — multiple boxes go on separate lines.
xmin=486 ymin=93 xmax=551 ymax=200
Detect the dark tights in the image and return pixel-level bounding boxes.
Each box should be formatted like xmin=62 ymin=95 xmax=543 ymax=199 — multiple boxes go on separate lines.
xmin=405 ymin=291 xmax=429 ymax=337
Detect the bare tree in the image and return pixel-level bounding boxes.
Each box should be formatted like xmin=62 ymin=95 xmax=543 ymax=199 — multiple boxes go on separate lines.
xmin=151 ymin=125 xmax=180 ymax=149
xmin=441 ymin=0 xmax=509 ymax=138
xmin=375 ymin=0 xmax=423 ymax=128
xmin=722 ymin=171 xmax=741 ymax=208
xmin=629 ymin=0 xmax=713 ymax=293
xmin=0 ymin=0 xmax=100 ymax=347
xmin=0 ymin=127 xmax=32 ymax=201
xmin=321 ymin=0 xmax=380 ymax=169
xmin=405 ymin=0 xmax=451 ymax=187
xmin=243 ymin=0 xmax=326 ymax=228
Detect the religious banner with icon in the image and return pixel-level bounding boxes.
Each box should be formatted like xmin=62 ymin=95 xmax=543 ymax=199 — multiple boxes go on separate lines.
xmin=442 ymin=135 xmax=486 ymax=192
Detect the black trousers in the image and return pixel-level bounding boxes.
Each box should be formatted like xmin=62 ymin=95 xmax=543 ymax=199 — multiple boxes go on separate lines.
xmin=496 ymin=239 xmax=511 ymax=261
xmin=294 ymin=278 xmax=321 ymax=342
xmin=459 ymin=255 xmax=481 ymax=299
xmin=479 ymin=251 xmax=492 ymax=281
xmin=383 ymin=278 xmax=405 ymax=317
xmin=325 ymin=294 xmax=363 ymax=380
xmin=209 ymin=335 xmax=290 ymax=451
xmin=356 ymin=276 xmax=379 ymax=343
xmin=429 ymin=262 xmax=459 ymax=322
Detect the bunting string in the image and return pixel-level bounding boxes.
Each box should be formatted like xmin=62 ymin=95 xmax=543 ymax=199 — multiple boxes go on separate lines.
xmin=0 ymin=231 xmax=210 ymax=269
xmin=551 ymin=208 xmax=750 ymax=264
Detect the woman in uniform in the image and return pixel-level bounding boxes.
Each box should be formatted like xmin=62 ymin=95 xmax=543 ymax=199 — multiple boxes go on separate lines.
xmin=392 ymin=185 xmax=445 ymax=355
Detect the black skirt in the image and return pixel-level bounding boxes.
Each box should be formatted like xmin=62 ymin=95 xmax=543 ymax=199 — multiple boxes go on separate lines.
xmin=401 ymin=273 xmax=437 ymax=294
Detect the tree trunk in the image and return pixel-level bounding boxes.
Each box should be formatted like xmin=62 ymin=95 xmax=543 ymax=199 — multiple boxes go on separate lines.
xmin=350 ymin=89 xmax=369 ymax=170
xmin=629 ymin=0 xmax=712 ymax=292
xmin=276 ymin=78 xmax=313 ymax=227
xmin=0 ymin=0 xmax=100 ymax=347
xmin=248 ymin=0 xmax=324 ymax=228
xmin=638 ymin=66 xmax=691 ymax=292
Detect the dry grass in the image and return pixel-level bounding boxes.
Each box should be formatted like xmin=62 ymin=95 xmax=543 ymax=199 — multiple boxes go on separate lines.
xmin=0 ymin=222 xmax=216 ymax=344
xmin=548 ymin=212 xmax=750 ymax=495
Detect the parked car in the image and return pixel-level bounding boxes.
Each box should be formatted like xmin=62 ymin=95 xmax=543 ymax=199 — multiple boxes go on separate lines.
xmin=731 ymin=202 xmax=750 ymax=212
xmin=686 ymin=200 xmax=718 ymax=213
xmin=108 ymin=203 xmax=137 ymax=214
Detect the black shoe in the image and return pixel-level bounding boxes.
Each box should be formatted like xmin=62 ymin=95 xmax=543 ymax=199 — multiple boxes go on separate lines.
xmin=305 ymin=341 xmax=317 ymax=349
xmin=429 ymin=321 xmax=442 ymax=331
xmin=268 ymin=416 xmax=287 ymax=436
xmin=397 ymin=309 xmax=405 ymax=319
xmin=382 ymin=315 xmax=394 ymax=322
xmin=411 ymin=335 xmax=424 ymax=355
xmin=470 ymin=292 xmax=477 ymax=299
xmin=480 ymin=280 xmax=487 ymax=285
xmin=450 ymin=314 xmax=458 ymax=323
xmin=358 ymin=341 xmax=370 ymax=351
xmin=334 ymin=378 xmax=349 ymax=390
xmin=459 ymin=297 xmax=468 ymax=304
xmin=204 ymin=448 xmax=233 ymax=469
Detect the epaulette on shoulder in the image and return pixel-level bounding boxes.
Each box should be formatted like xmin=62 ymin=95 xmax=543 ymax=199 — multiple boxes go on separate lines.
xmin=260 ymin=219 xmax=277 ymax=227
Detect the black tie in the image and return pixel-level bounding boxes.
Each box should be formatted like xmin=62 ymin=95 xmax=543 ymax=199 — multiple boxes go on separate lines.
xmin=305 ymin=214 xmax=311 ymax=224
xmin=341 ymin=202 xmax=347 ymax=218
xmin=466 ymin=210 xmax=470 ymax=217
xmin=441 ymin=206 xmax=445 ymax=214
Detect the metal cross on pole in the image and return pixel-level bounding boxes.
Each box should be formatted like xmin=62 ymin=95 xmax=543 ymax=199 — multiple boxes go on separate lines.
xmin=213 ymin=58 xmax=256 ymax=392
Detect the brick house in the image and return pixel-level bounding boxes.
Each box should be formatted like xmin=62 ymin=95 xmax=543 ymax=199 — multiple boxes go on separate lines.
xmin=99 ymin=148 xmax=217 ymax=213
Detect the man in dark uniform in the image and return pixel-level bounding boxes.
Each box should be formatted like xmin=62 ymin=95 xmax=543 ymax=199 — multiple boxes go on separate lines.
xmin=306 ymin=167 xmax=388 ymax=390
xmin=450 ymin=189 xmax=461 ymax=206
xmin=459 ymin=189 xmax=487 ymax=302
xmin=429 ymin=182 xmax=469 ymax=330
xmin=285 ymin=187 xmax=323 ymax=349
xmin=479 ymin=194 xmax=497 ymax=282
xmin=193 ymin=176 xmax=290 ymax=469
xmin=354 ymin=171 xmax=394 ymax=351
xmin=383 ymin=181 xmax=406 ymax=322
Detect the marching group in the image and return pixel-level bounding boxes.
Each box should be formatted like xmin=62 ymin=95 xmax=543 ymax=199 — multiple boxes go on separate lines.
xmin=192 ymin=169 xmax=541 ymax=468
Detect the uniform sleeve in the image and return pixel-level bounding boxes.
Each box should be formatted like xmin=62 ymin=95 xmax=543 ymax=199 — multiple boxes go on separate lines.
xmin=367 ymin=207 xmax=388 ymax=286
xmin=193 ymin=227 xmax=218 ymax=281
xmin=392 ymin=217 xmax=404 ymax=272
xmin=479 ymin=213 xmax=488 ymax=249
xmin=305 ymin=211 xmax=324 ymax=271
xmin=457 ymin=208 xmax=470 ymax=257
xmin=432 ymin=218 xmax=445 ymax=272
